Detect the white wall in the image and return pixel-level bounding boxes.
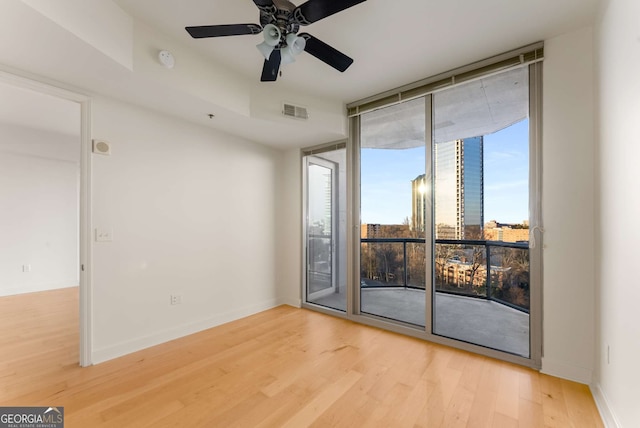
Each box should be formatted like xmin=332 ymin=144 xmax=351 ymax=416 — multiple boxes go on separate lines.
xmin=20 ymin=0 xmax=134 ymax=69
xmin=540 ymin=27 xmax=597 ymax=384
xmin=276 ymin=148 xmax=303 ymax=307
xmin=90 ymin=97 xmax=282 ymax=363
xmin=0 ymin=123 xmax=79 ymax=296
xmin=594 ymin=0 xmax=640 ymax=426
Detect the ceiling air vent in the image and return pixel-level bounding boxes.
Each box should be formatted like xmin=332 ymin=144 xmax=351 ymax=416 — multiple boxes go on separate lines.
xmin=283 ymin=103 xmax=309 ymax=120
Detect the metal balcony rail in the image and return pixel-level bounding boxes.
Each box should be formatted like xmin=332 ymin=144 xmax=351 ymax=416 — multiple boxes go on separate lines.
xmin=360 ymin=238 xmax=530 ymax=313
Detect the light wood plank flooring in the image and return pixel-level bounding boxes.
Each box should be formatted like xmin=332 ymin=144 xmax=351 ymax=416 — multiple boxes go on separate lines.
xmin=0 ymin=288 xmax=603 ymax=427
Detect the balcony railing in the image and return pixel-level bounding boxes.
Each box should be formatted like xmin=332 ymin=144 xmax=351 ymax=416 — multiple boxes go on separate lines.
xmin=360 ymin=238 xmax=530 ymax=313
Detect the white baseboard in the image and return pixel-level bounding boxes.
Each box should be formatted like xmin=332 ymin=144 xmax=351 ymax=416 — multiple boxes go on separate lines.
xmin=91 ymin=298 xmax=283 ymax=364
xmin=277 ymin=296 xmax=301 ymax=308
xmin=590 ymin=383 xmax=620 ymax=428
xmin=0 ymin=282 xmax=78 ymax=297
xmin=541 ymin=357 xmax=593 ymax=384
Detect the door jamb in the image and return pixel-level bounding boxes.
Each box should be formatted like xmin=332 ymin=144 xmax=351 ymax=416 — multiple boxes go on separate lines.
xmin=0 ymin=69 xmax=93 ymax=367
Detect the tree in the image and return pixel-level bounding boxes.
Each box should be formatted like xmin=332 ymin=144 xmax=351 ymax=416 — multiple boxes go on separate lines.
xmin=434 ymin=243 xmax=457 ymax=287
xmin=466 ymin=245 xmax=486 ymax=293
xmin=360 ymin=242 xmax=377 ymax=280
xmin=493 ymin=246 xmax=530 ymax=309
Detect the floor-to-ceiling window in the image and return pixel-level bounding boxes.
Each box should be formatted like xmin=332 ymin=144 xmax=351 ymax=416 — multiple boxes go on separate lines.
xmin=303 ymin=44 xmax=543 ymax=368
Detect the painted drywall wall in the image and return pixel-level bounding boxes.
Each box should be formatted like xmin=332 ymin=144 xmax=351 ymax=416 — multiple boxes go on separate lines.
xmin=20 ymin=0 xmax=133 ymax=69
xmin=276 ymin=148 xmax=303 ymax=307
xmin=132 ymin=20 xmax=251 ymax=118
xmin=0 ymin=2 xmax=348 ymax=150
xmin=249 ymin=84 xmax=347 ymax=141
xmin=0 ymin=123 xmax=80 ymax=296
xmin=594 ymin=0 xmax=640 ymax=426
xmin=90 ymin=97 xmax=281 ymax=363
xmin=540 ymin=27 xmax=596 ymax=384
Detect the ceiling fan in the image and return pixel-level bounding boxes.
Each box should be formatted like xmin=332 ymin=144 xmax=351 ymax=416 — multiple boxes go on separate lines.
xmin=186 ymin=0 xmax=367 ymax=82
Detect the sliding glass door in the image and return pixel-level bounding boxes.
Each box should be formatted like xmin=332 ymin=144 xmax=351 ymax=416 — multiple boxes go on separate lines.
xmin=431 ymin=66 xmax=532 ymax=358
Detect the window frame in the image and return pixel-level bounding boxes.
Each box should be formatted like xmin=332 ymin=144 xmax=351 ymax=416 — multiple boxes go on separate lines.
xmin=302 ymin=43 xmax=544 ymax=369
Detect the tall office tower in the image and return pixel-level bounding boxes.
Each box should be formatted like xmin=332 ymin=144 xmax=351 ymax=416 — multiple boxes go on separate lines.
xmin=411 ymin=175 xmax=427 ymax=232
xmin=411 ymin=137 xmax=484 ymax=239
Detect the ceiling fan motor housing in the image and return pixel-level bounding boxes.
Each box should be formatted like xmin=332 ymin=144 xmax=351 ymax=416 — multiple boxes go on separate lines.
xmin=260 ymin=0 xmax=300 ymax=47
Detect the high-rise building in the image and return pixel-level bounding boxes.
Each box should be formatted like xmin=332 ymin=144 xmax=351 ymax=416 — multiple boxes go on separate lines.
xmin=411 ymin=177 xmax=427 ymax=232
xmin=411 ymin=137 xmax=484 ymax=239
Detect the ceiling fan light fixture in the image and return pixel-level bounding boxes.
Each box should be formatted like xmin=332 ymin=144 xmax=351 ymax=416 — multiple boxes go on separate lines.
xmin=262 ymin=23 xmax=282 ymax=47
xmin=281 ymin=48 xmax=296 ymax=65
xmin=256 ymin=41 xmax=275 ymax=60
xmin=281 ymin=33 xmax=306 ymax=65
xmin=285 ymin=33 xmax=306 ymax=56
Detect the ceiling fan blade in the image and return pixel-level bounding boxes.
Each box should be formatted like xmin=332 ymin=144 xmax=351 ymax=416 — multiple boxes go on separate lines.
xmin=299 ymin=33 xmax=353 ymax=72
xmin=186 ymin=24 xmax=262 ymax=38
xmin=252 ymin=0 xmax=277 ymax=14
xmin=293 ymin=0 xmax=367 ymax=25
xmin=261 ymin=50 xmax=281 ymax=82
xmin=252 ymin=0 xmax=274 ymax=6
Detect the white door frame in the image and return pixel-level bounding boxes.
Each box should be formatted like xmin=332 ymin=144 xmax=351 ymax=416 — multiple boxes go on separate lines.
xmin=0 ymin=69 xmax=93 ymax=367
xmin=304 ymin=155 xmax=338 ymax=302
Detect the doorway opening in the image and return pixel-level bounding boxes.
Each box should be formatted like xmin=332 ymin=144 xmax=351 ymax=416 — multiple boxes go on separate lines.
xmin=303 ymin=144 xmax=347 ymax=313
xmin=0 ymin=72 xmax=91 ymax=366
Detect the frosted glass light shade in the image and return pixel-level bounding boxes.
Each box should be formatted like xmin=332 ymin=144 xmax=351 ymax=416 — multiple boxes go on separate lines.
xmin=281 ymin=48 xmax=296 ymax=65
xmin=262 ymin=24 xmax=281 ymax=47
xmin=286 ymin=33 xmax=306 ymax=55
xmin=256 ymin=41 xmax=275 ymax=60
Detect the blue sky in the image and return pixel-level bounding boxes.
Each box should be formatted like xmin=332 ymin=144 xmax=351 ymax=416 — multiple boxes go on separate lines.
xmin=361 ymin=119 xmax=529 ymax=225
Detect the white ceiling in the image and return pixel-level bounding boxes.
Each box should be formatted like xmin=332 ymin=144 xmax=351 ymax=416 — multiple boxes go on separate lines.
xmin=0 ymin=0 xmax=599 ymax=149
xmin=113 ymin=0 xmax=598 ymax=103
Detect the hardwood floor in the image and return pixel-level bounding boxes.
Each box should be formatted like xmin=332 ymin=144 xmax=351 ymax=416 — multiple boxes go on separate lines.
xmin=0 ymin=288 xmax=603 ymax=427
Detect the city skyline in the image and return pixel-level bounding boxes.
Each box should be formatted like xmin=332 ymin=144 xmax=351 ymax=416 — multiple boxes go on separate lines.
xmin=361 ymin=119 xmax=529 ymax=226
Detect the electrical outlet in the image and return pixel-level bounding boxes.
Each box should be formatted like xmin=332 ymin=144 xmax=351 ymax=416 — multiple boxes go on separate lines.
xmin=170 ymin=294 xmax=182 ymax=305
xmin=95 ymin=228 xmax=113 ymax=242
xmin=22 ymin=264 xmax=31 ymax=272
